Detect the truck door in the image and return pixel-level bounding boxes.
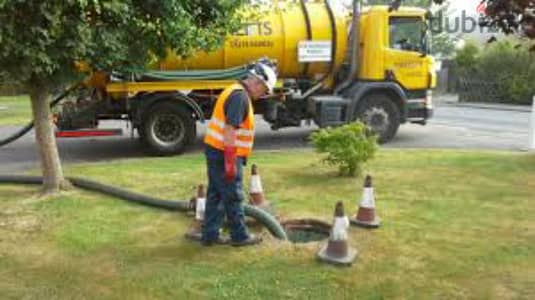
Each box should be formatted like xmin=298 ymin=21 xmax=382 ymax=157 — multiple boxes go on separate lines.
xmin=384 ymin=16 xmax=431 ymax=91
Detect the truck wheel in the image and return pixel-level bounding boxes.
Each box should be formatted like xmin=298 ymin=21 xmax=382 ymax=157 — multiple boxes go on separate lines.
xmin=141 ymin=102 xmax=196 ymax=156
xmin=354 ymin=94 xmax=400 ymax=144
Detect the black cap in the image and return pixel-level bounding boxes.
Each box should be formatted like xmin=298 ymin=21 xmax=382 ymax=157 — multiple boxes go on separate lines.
xmin=364 ymin=175 xmax=372 ymax=188
xmin=335 ymin=201 xmax=345 ymax=217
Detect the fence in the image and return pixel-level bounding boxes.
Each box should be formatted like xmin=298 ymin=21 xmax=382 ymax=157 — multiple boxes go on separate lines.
xmin=435 ymin=60 xmax=504 ymax=102
xmin=457 ymin=72 xmax=505 ymax=103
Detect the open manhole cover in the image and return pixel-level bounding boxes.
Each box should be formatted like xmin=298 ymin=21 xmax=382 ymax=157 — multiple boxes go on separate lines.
xmin=282 ymin=219 xmax=331 ymax=243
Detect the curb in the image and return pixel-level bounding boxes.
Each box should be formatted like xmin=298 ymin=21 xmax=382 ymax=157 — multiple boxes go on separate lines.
xmin=439 ymin=101 xmax=531 ymax=113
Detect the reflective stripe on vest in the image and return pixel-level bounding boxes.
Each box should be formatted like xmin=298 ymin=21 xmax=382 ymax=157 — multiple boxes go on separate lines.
xmin=204 ymin=83 xmax=255 ymax=157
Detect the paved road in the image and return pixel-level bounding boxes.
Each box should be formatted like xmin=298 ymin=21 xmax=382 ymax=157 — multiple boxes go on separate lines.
xmin=0 ymin=101 xmax=532 ymax=172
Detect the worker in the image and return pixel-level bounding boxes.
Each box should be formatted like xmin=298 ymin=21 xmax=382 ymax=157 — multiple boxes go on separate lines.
xmin=202 ymin=60 xmax=277 ymax=247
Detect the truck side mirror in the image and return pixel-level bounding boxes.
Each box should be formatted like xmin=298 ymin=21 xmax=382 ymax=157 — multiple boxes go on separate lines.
xmin=388 ymin=0 xmax=402 ymax=12
xmin=420 ymin=23 xmax=431 ymax=57
xmin=425 ymin=10 xmax=433 ymax=21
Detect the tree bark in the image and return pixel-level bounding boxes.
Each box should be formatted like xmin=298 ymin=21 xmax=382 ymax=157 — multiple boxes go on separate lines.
xmin=29 ymin=86 xmax=67 ymax=195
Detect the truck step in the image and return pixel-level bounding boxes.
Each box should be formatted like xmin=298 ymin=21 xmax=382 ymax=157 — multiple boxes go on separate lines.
xmin=55 ymin=129 xmax=123 ymax=138
xmin=308 ymin=96 xmax=350 ymax=128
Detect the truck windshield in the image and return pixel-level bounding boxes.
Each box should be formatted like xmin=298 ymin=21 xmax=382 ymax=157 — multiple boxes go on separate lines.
xmin=389 ymin=17 xmax=426 ymax=53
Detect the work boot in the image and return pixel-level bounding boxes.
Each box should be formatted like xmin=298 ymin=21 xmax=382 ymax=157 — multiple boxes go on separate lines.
xmin=200 ymin=236 xmax=230 ymax=247
xmin=231 ymin=234 xmax=263 ymax=247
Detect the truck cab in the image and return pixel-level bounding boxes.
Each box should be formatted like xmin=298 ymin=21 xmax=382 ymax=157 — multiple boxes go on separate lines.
xmin=307 ymin=5 xmax=435 ymax=143
xmin=357 ymin=6 xmax=435 ymax=128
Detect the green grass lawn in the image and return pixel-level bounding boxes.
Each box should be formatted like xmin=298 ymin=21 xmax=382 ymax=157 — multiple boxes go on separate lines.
xmin=0 ymin=95 xmax=32 ymax=126
xmin=1 ymin=149 xmax=534 ymax=299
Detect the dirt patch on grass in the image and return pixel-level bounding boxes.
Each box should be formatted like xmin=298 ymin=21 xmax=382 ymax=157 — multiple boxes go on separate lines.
xmin=0 ymin=206 xmax=43 ymax=234
xmin=0 ymin=214 xmax=41 ymax=232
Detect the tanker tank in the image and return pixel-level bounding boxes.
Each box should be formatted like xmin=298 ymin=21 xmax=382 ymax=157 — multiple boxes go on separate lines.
xmin=156 ymin=2 xmax=350 ymax=79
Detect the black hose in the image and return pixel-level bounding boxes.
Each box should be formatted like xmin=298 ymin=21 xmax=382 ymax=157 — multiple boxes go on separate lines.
xmin=0 ymin=175 xmax=42 ymax=185
xmin=301 ymin=0 xmax=338 ymax=99
xmin=335 ymin=0 xmax=361 ymax=95
xmin=243 ymin=205 xmax=287 ymax=240
xmin=69 ymin=177 xmax=191 ymax=211
xmin=0 ymin=85 xmax=78 ymax=147
xmin=0 ymin=175 xmax=288 ymax=240
xmin=299 ymin=0 xmax=313 ymax=77
xmin=325 ymin=0 xmax=338 ymax=79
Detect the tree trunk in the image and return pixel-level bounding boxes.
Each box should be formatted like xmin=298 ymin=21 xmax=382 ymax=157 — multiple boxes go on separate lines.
xmin=29 ymin=86 xmax=67 ymax=195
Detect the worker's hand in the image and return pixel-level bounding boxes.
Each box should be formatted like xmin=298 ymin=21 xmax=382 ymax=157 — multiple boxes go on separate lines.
xmin=224 ymin=146 xmax=237 ymax=182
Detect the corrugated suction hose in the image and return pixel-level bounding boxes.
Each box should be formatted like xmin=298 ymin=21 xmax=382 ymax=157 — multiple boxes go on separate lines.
xmin=0 ymin=175 xmax=288 ymax=240
xmin=0 ymin=85 xmax=79 ymax=147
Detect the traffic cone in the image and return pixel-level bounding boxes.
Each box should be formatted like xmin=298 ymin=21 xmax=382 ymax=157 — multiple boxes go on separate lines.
xmin=246 ymin=164 xmax=276 ymax=226
xmin=351 ymin=175 xmax=381 ymax=228
xmin=317 ymin=201 xmax=358 ymax=266
xmin=249 ymin=164 xmax=272 ymax=211
xmin=185 ymin=184 xmax=206 ymax=241
xmin=187 ymin=190 xmax=197 ymax=217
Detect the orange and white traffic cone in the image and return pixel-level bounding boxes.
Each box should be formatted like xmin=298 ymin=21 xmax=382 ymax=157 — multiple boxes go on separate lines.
xmin=351 ymin=175 xmax=381 ymax=228
xmin=249 ymin=164 xmax=272 ymax=211
xmin=317 ymin=201 xmax=358 ymax=266
xmin=246 ymin=164 xmax=276 ymax=227
xmin=187 ymin=186 xmax=198 ymax=217
xmin=185 ymin=184 xmax=206 ymax=241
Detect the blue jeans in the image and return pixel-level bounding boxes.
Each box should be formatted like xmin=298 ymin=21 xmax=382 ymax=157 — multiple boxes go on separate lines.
xmin=202 ymin=151 xmax=249 ymax=243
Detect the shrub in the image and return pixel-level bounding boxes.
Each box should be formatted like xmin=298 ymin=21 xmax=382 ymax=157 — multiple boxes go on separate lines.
xmin=455 ymin=42 xmax=480 ymax=69
xmin=311 ymin=122 xmax=378 ymax=177
xmin=477 ymin=41 xmax=535 ymax=104
xmin=456 ymin=40 xmax=535 ymax=105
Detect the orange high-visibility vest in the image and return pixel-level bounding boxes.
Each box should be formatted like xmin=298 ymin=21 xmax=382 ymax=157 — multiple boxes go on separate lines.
xmin=204 ymin=83 xmax=255 ymax=157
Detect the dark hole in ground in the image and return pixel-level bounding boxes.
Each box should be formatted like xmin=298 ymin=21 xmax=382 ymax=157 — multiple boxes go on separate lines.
xmin=282 ymin=219 xmax=331 ymax=243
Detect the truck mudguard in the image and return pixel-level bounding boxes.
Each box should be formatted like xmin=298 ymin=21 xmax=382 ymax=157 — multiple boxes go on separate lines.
xmin=342 ymin=81 xmax=408 ymax=123
xmin=133 ymin=92 xmax=205 ymax=125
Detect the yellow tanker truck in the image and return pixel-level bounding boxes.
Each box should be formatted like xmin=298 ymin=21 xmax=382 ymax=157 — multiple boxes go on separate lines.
xmin=56 ymin=0 xmax=436 ymax=155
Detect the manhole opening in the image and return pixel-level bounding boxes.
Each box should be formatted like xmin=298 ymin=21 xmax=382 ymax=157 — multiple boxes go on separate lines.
xmin=282 ymin=219 xmax=331 ymax=244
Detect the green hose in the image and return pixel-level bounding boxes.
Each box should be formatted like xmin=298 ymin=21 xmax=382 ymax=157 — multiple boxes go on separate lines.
xmin=0 ymin=175 xmax=288 ymax=240
xmin=123 ymin=64 xmax=251 ymax=82
xmin=145 ymin=65 xmax=247 ymax=77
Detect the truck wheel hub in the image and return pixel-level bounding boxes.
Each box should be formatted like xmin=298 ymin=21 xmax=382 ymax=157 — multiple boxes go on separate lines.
xmin=363 ymin=107 xmax=389 ymax=133
xmin=152 ymin=114 xmax=184 ymax=145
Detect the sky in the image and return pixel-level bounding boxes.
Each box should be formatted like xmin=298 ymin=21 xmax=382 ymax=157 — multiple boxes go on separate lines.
xmin=448 ymin=0 xmax=485 ymax=17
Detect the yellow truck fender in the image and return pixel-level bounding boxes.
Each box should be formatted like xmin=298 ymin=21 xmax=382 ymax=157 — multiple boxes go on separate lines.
xmin=132 ymin=92 xmax=205 ymax=127
xmin=342 ymin=81 xmax=408 ymax=123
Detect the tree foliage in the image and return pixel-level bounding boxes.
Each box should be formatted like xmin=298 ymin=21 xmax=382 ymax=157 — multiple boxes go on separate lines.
xmin=455 ymin=42 xmax=480 ymax=68
xmin=0 ymin=1 xmax=247 ymax=194
xmin=479 ymin=0 xmax=535 ymax=40
xmin=0 ymin=0 xmax=246 ymax=89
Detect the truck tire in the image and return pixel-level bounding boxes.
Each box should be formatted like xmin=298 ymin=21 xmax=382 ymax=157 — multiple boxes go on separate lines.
xmin=141 ymin=102 xmax=196 ymax=156
xmin=354 ymin=93 xmax=400 ymax=144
